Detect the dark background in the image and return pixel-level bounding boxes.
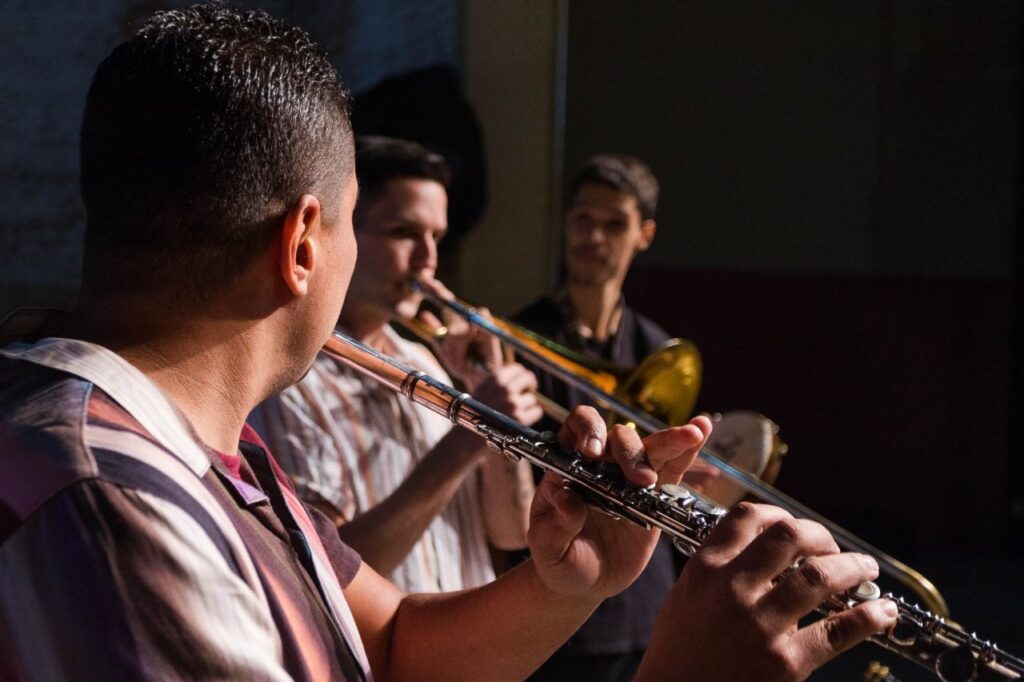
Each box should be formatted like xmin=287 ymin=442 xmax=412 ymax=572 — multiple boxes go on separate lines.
xmin=566 ymin=2 xmax=1022 ymax=678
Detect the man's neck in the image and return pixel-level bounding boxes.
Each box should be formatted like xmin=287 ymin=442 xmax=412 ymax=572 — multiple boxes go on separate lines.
xmin=70 ymin=296 xmax=271 ymax=455
xmin=566 ymin=280 xmax=624 ymax=342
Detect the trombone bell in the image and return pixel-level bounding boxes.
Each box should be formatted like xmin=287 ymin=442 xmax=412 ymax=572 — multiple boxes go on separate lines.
xmin=613 ymin=338 xmax=702 ymax=428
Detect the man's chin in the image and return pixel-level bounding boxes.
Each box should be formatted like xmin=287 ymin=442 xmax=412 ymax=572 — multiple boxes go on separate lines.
xmin=393 ymin=296 xmax=422 ymax=320
xmin=567 ymin=270 xmax=613 ymax=288
xmin=268 ymin=352 xmax=319 ymax=398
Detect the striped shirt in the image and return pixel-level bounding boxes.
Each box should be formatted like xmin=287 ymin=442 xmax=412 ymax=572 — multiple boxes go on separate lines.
xmin=252 ymin=325 xmax=494 ymax=593
xmin=0 ymin=326 xmax=371 ymax=681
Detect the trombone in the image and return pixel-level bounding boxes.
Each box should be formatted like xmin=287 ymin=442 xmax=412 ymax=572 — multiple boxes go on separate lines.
xmin=414 ymin=286 xmax=950 ymax=618
xmin=402 ymin=311 xmax=703 ymax=429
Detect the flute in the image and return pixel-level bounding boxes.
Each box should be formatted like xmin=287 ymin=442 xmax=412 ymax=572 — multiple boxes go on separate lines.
xmin=322 ymin=330 xmax=1023 ymax=681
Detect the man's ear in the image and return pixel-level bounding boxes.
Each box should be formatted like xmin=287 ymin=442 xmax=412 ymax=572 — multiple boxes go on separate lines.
xmin=280 ymin=194 xmax=323 ymax=298
xmin=637 ymin=219 xmax=657 ymax=251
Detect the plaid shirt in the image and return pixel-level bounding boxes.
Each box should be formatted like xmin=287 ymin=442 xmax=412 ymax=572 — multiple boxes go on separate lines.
xmin=252 ymin=325 xmax=494 ymax=593
xmin=0 ymin=324 xmax=370 ymax=681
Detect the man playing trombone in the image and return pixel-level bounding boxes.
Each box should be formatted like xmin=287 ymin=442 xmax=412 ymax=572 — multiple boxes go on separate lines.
xmin=0 ymin=5 xmax=896 ymax=680
xmin=515 ymin=154 xmax=716 ymax=681
xmin=252 ymin=135 xmax=542 ymax=592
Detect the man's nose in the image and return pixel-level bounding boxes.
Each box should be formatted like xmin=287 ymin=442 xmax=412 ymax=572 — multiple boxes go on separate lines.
xmin=410 ymin=235 xmax=437 ymax=270
xmin=582 ymin=223 xmax=608 ymax=245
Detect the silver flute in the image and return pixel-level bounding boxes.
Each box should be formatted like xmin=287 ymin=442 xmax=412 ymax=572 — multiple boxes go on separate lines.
xmin=323 ymin=331 xmax=1023 ymax=682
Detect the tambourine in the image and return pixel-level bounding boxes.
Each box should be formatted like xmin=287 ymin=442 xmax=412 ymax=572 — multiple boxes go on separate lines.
xmin=683 ymin=410 xmax=788 ymax=507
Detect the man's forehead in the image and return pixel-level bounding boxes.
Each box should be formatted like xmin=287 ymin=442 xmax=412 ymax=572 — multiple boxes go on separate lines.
xmin=382 ymin=177 xmax=445 ymax=206
xmin=359 ymin=177 xmax=448 ymax=228
xmin=568 ymin=184 xmax=639 ymax=216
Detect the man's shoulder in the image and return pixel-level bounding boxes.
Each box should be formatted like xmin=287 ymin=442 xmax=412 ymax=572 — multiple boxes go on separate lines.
xmin=1 ymin=358 xmax=94 ymax=475
xmin=0 ymin=357 xmax=174 ymax=543
xmin=1 ymin=353 xmax=161 ymax=450
xmin=0 ymin=359 xmax=95 ymax=542
xmin=628 ymin=306 xmax=671 ymax=348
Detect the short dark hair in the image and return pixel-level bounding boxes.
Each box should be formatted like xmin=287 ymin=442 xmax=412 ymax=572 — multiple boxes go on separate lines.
xmin=353 ymin=136 xmax=450 ymax=221
xmin=80 ymin=3 xmax=354 ymax=300
xmin=567 ymin=154 xmax=659 ymax=221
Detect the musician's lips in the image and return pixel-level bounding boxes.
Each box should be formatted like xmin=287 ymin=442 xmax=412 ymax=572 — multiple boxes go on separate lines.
xmin=396 ymin=279 xmax=422 ymax=296
xmin=388 ymin=281 xmax=423 ymax=309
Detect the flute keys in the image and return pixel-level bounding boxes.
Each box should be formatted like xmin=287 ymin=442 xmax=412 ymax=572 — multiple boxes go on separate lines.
xmin=660 ymin=483 xmax=700 ymax=510
xmin=850 ymin=581 xmax=882 ymax=602
xmin=695 ymin=499 xmax=727 ymax=519
xmin=660 ymin=483 xmax=693 ymax=501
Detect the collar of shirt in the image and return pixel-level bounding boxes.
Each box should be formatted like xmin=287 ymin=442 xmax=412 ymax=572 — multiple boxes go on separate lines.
xmin=210 ymin=447 xmax=270 ymax=508
xmin=552 ymin=290 xmax=634 ymax=362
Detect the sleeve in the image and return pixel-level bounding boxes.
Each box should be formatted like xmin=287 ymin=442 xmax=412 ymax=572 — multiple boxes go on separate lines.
xmin=0 ymin=479 xmax=291 ymax=682
xmin=250 ymin=383 xmax=350 ymax=520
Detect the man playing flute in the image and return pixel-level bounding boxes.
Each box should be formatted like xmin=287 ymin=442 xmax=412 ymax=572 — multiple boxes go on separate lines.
xmin=0 ymin=5 xmax=895 ymax=680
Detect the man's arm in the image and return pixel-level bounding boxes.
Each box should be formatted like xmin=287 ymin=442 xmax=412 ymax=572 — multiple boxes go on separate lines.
xmin=343 ymin=363 xmax=540 ymax=564
xmin=345 ymin=553 xmax=604 ymax=682
xmin=478 ymin=454 xmax=534 ymax=550
xmin=416 ymin=278 xmax=542 ymax=551
xmin=470 ymin=364 xmax=540 ymax=550
xmin=256 ymin=359 xmax=539 ymax=574
xmin=334 ymin=424 xmax=491 ymax=574
xmin=255 ymin=385 xmax=492 ymax=575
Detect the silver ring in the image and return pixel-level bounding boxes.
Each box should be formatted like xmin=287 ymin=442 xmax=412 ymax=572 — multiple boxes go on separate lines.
xmin=401 ymin=370 xmax=426 ymax=399
xmin=448 ymin=392 xmax=471 ymax=424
